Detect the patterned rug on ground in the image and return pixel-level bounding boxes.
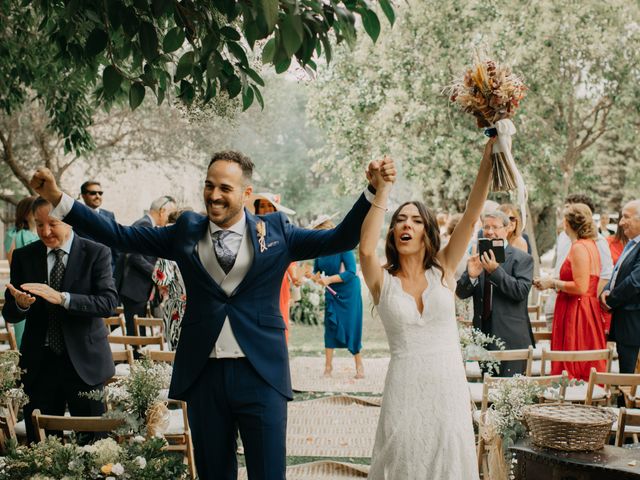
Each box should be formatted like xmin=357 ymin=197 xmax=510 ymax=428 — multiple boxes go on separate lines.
xmin=285 ymin=395 xmax=381 ymax=457
xmin=239 ymin=461 xmax=369 ymax=479
xmin=290 ymin=356 xmax=389 ymax=394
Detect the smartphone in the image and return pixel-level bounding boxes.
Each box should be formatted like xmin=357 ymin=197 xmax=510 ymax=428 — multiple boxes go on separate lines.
xmin=478 ymin=238 xmax=506 ymax=263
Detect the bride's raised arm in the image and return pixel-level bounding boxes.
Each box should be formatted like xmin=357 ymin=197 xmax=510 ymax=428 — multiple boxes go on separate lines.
xmin=359 ymin=159 xmax=394 ymax=305
xmin=440 ymin=138 xmax=496 ymax=273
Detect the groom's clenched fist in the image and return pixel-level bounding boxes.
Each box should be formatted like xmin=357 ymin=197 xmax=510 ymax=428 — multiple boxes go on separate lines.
xmin=366 ymin=156 xmax=397 ymax=190
xmin=30 ymin=168 xmax=63 ymax=206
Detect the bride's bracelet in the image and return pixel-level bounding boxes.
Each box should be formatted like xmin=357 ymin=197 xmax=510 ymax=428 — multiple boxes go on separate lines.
xmin=372 ymin=201 xmax=388 ymax=212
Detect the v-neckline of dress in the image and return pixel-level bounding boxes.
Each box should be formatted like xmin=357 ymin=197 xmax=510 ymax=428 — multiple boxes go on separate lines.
xmin=391 ymin=269 xmax=432 ymax=317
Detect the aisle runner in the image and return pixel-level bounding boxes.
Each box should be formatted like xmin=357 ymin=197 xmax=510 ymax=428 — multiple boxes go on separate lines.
xmin=290 ymin=357 xmax=389 ymax=394
xmin=286 ymin=395 xmax=380 ymax=457
xmin=239 ymin=461 xmax=369 ymax=479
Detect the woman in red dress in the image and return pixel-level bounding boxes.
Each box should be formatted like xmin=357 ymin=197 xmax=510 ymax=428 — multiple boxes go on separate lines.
xmin=535 ymin=203 xmax=606 ymax=380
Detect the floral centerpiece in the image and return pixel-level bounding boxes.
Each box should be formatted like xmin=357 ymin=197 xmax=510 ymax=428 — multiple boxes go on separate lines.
xmin=291 ymin=280 xmax=325 ymax=326
xmin=0 ymin=435 xmax=188 ymax=479
xmin=447 ymin=56 xmax=528 ymax=226
xmin=458 ymin=324 xmax=505 ymax=375
xmin=0 ymin=350 xmax=28 ymax=410
xmin=83 ymin=360 xmax=172 ymax=437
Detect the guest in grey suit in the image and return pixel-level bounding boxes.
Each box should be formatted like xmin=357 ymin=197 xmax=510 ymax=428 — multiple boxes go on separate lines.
xmin=456 ymin=210 xmax=534 ymax=376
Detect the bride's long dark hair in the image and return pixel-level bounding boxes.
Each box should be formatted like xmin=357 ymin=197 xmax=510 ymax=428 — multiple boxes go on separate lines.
xmin=383 ymin=201 xmax=445 ymax=280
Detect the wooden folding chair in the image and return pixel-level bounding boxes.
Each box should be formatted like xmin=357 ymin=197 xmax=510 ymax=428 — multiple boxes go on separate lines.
xmin=0 ymin=326 xmax=17 ymax=351
xmin=533 ymin=331 xmax=552 ymax=342
xmin=0 ymin=401 xmax=18 ymax=453
xmin=475 ymin=371 xmax=567 ymax=474
xmin=133 ymin=315 xmax=164 ymax=337
xmin=31 ymin=409 xmax=126 ymax=443
xmin=584 ymin=368 xmax=640 ymax=441
xmin=467 ymin=347 xmax=534 ymax=400
xmin=108 ymin=334 xmax=164 ymax=350
xmin=143 ymin=349 xmax=195 ymax=478
xmin=528 ymin=303 xmax=542 ymax=322
xmin=615 ymin=407 xmax=640 ymax=447
xmin=539 ymin=349 xmax=612 ymax=403
xmin=103 ymin=315 xmax=126 ymax=334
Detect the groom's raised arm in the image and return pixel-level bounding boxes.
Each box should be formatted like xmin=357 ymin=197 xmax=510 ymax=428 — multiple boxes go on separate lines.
xmin=286 ymin=159 xmax=397 ymax=262
xmin=30 ymin=168 xmax=175 ymax=259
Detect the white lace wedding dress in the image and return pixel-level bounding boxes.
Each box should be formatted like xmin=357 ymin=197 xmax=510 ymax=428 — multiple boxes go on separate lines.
xmin=368 ymin=268 xmax=479 ymax=480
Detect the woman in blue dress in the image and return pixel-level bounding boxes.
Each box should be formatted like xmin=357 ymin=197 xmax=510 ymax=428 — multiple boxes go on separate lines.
xmin=309 ymin=216 xmax=364 ymax=379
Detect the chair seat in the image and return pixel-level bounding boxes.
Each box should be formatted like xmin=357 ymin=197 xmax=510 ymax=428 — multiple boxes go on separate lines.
xmin=114 ymin=363 xmax=131 ymax=376
xmin=472 ymin=409 xmax=482 ymax=424
xmin=605 ymin=407 xmax=640 ymax=433
xmin=530 ymin=360 xmax=542 ymax=376
xmin=543 ymin=384 xmax=607 ymax=402
xmin=468 ymin=382 xmax=484 ymax=403
xmin=465 ymin=362 xmax=482 ymax=379
xmin=165 ymin=409 xmax=186 ymax=435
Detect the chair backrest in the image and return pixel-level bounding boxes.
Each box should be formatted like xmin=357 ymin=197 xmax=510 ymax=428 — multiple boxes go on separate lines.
xmin=528 ymin=303 xmax=541 ymax=318
xmin=467 ymin=346 xmax=534 ymax=377
xmin=540 ymin=348 xmax=612 ymax=376
xmin=144 ymin=350 xmax=176 ymax=364
xmin=110 ymin=347 xmax=134 ymax=365
xmin=31 ymin=409 xmax=126 ymax=443
xmin=133 ymin=315 xmax=164 ymax=337
xmin=585 ymin=368 xmax=640 ymax=406
xmin=530 ymin=319 xmax=548 ymax=331
xmin=108 ymin=334 xmax=164 ymax=349
xmin=103 ymin=315 xmax=126 ymax=333
xmin=480 ymin=371 xmax=568 ymax=413
xmin=533 ymin=331 xmax=552 ymax=342
xmin=0 ymin=327 xmax=17 ymax=351
xmin=615 ymin=407 xmax=640 ymax=447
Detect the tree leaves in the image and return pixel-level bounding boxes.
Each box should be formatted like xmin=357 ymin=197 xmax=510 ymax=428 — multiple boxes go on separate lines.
xmin=259 ymin=0 xmax=279 ymax=34
xmin=103 ymin=65 xmax=122 ymax=96
xmin=361 ymin=9 xmax=381 ymax=43
xmin=129 ymin=82 xmax=145 ymax=110
xmin=175 ymin=51 xmax=194 ymax=81
xmin=379 ymin=0 xmax=396 ymax=25
xmin=163 ymin=27 xmax=185 ymax=53
xmin=85 ymin=28 xmax=108 ymax=56
xmin=139 ymin=21 xmax=159 ymax=60
xmin=281 ymin=14 xmax=303 ymax=56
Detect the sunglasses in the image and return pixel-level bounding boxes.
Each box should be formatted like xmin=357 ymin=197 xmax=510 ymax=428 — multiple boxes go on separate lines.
xmin=86 ymin=191 xmax=104 ymax=196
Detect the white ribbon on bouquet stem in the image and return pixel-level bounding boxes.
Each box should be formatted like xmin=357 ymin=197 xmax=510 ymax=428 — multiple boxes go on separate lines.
xmin=492 ymin=118 xmax=528 ymax=229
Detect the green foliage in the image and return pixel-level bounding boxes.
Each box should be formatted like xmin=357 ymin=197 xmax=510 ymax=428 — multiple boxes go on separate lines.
xmin=308 ymin=0 xmax=640 ymax=250
xmin=0 ymin=436 xmax=188 ymax=480
xmin=291 ymin=282 xmax=325 ymax=326
xmin=0 ymin=0 xmax=394 ymax=155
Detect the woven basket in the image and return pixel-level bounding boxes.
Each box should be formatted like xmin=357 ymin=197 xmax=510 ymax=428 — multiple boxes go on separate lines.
xmin=523 ymin=403 xmax=616 ymax=451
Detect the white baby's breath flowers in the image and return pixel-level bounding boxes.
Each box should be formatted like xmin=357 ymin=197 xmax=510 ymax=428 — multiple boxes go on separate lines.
xmin=111 ymin=463 xmax=125 ymax=475
xmin=134 ymin=456 xmax=147 ymax=469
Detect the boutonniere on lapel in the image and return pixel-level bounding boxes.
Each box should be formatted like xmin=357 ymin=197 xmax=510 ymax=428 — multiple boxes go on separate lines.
xmin=256 ymin=220 xmax=268 ymax=253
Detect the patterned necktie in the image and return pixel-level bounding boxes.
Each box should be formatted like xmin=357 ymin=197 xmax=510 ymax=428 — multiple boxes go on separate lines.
xmin=47 ymin=249 xmax=66 ymax=354
xmin=211 ymin=230 xmax=236 ymax=274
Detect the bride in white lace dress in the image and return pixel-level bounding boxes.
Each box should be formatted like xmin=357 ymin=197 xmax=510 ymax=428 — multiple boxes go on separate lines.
xmin=360 ymin=138 xmax=495 ymax=479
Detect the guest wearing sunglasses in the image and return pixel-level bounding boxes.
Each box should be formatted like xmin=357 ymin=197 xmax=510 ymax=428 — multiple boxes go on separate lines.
xmin=76 ymin=181 xmax=120 ymax=273
xmin=498 ymin=203 xmax=530 ymax=254
xmin=115 ymin=195 xmax=177 ymax=336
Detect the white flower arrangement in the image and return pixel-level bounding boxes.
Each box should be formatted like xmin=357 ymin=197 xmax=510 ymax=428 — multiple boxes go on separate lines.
xmin=458 ymin=324 xmax=506 ymax=375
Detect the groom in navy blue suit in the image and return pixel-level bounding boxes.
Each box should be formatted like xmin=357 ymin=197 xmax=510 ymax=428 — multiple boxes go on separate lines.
xmin=31 ymin=151 xmax=396 ymax=480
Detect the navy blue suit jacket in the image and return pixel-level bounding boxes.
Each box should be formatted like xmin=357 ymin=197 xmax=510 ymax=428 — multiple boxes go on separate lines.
xmin=114 ymin=215 xmax=157 ymax=303
xmin=2 ymin=237 xmax=117 ymax=389
xmin=74 ymin=208 xmax=120 ymax=271
xmin=61 ymin=194 xmax=371 ymax=400
xmin=607 ymin=244 xmax=640 ymax=346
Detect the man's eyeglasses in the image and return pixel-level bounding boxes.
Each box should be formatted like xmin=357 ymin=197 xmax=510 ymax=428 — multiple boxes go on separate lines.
xmin=509 ymin=216 xmax=517 ymax=222
xmin=86 ymin=191 xmax=103 ymax=196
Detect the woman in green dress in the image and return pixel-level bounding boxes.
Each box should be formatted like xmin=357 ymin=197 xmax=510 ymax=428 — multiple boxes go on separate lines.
xmin=4 ymin=196 xmax=39 ymax=348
